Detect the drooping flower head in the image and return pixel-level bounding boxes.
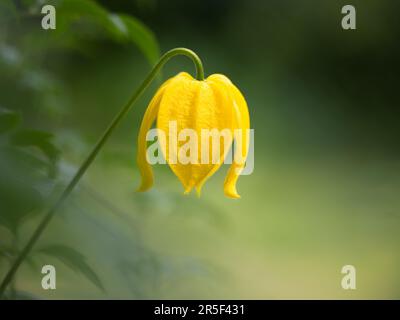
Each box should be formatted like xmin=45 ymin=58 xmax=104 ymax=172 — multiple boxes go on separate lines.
xmin=137 ymin=72 xmax=250 ymax=198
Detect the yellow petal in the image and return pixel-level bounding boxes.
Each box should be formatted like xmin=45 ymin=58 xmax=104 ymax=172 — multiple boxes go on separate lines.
xmin=207 ymin=74 xmax=250 ymax=198
xmin=136 ymin=79 xmax=171 ymax=192
xmin=157 ymin=72 xmax=235 ymax=195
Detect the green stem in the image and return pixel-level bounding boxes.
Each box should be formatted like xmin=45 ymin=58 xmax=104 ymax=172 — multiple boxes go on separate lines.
xmin=0 ymin=47 xmax=205 ymax=298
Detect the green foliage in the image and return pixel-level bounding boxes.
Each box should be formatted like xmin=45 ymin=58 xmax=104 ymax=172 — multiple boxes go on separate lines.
xmin=2 ymin=290 xmax=41 ymax=300
xmin=111 ymin=14 xmax=159 ymax=64
xmin=0 ymin=111 xmax=104 ymax=298
xmin=0 ymin=0 xmax=17 ymax=23
xmin=36 ymin=244 xmax=105 ymax=292
xmin=11 ymin=129 xmax=60 ymax=177
xmin=0 ymin=0 xmax=162 ymax=299
xmin=0 ymin=110 xmax=53 ymax=234
xmin=0 ymin=171 xmax=43 ymax=234
xmin=0 ymin=109 xmax=20 ymax=134
xmin=53 ymin=0 xmax=159 ymax=64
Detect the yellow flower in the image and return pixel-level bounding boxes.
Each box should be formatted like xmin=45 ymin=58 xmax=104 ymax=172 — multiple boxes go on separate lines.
xmin=137 ymin=72 xmax=250 ymax=198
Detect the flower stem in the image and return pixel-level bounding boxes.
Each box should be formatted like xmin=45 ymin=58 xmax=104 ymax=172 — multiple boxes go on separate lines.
xmin=0 ymin=47 xmax=205 ymax=298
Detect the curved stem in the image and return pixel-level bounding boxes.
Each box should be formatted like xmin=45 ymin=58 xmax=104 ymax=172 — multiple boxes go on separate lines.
xmin=0 ymin=47 xmax=205 ymax=298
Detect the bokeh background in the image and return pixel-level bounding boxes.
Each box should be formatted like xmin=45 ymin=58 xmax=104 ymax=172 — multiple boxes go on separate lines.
xmin=0 ymin=0 xmax=399 ymax=299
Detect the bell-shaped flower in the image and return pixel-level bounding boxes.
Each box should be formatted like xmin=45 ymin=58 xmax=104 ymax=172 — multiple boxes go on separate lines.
xmin=137 ymin=72 xmax=250 ymax=198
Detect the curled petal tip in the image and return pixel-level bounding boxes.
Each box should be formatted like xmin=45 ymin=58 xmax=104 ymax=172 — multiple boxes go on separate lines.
xmin=224 ymin=183 xmax=241 ymax=199
xmin=225 ymin=191 xmax=241 ymax=199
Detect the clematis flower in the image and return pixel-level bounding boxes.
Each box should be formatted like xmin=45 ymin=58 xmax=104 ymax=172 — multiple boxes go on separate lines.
xmin=137 ymin=72 xmax=250 ymax=198
xmin=0 ymin=49 xmax=252 ymax=296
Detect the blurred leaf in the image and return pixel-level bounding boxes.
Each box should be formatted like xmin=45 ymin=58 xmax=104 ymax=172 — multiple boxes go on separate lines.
xmin=0 ymin=0 xmax=17 ymax=23
xmin=2 ymin=145 xmax=50 ymax=177
xmin=21 ymin=0 xmax=44 ymax=12
xmin=56 ymin=0 xmax=159 ymax=64
xmin=110 ymin=14 xmax=159 ymax=64
xmin=0 ymin=147 xmax=44 ymax=234
xmin=37 ymin=244 xmax=105 ymax=292
xmin=0 ymin=124 xmax=61 ymax=235
xmin=11 ymin=129 xmax=60 ymax=177
xmin=56 ymin=0 xmax=110 ymax=30
xmin=2 ymin=290 xmax=41 ymax=300
xmin=25 ymin=254 xmax=40 ymax=273
xmin=0 ymin=176 xmax=43 ymax=234
xmin=0 ymin=245 xmax=14 ymax=261
xmin=0 ymin=109 xmax=20 ymax=134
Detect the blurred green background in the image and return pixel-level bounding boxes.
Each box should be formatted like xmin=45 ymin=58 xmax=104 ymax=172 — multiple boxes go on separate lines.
xmin=0 ymin=0 xmax=399 ymax=299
